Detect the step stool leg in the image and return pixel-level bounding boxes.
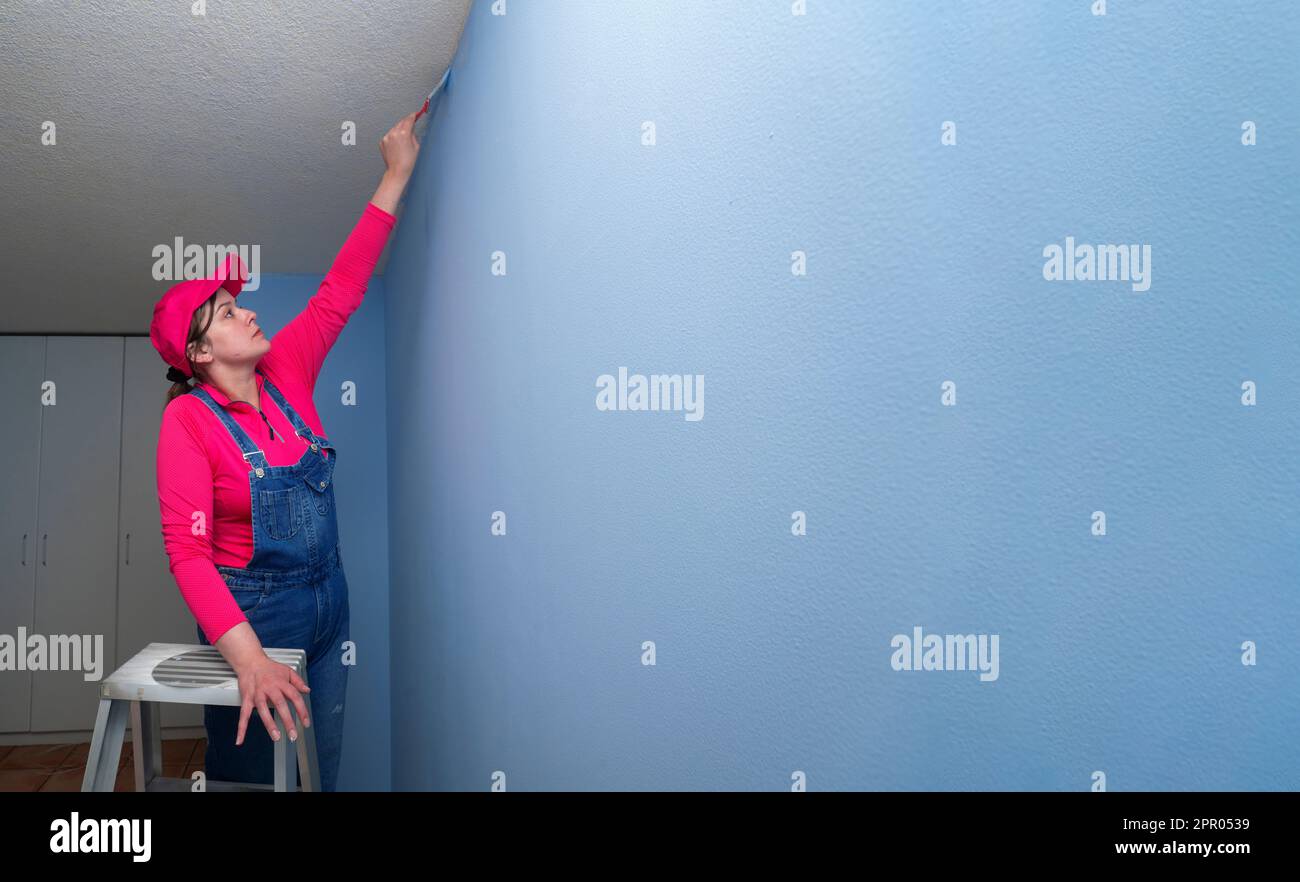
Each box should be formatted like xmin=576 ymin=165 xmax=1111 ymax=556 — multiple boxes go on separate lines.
xmin=292 ymin=704 xmax=319 ymax=792
xmin=272 ymin=709 xmax=297 ymax=792
xmin=131 ymin=700 xmax=163 ymax=792
xmin=81 ymin=698 xmax=129 ymax=792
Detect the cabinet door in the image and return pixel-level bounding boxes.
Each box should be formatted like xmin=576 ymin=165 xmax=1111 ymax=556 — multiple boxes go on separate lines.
xmin=0 ymin=337 xmax=46 ymax=732
xmin=30 ymin=337 xmax=123 ymax=732
xmin=117 ymin=337 xmax=201 ymax=726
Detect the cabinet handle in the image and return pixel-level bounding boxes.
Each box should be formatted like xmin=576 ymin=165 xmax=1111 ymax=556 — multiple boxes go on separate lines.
xmin=125 ymin=532 xmax=131 ymax=566
xmin=42 ymin=533 xmax=47 ymax=567
xmin=21 ymin=533 xmax=27 ymax=566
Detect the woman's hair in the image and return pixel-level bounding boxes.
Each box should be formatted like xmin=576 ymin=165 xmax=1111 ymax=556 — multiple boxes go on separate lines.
xmin=163 ymin=290 xmax=220 ymax=409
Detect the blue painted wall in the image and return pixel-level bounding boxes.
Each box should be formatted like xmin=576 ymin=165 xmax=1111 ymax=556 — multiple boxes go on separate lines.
xmin=243 ymin=272 xmax=391 ymax=792
xmin=383 ymin=0 xmax=1299 ymax=790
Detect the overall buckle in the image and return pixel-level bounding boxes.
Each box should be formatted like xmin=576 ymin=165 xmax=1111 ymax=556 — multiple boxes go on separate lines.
xmin=242 ymin=449 xmax=266 ymax=478
xmin=298 ymin=427 xmax=321 ymax=453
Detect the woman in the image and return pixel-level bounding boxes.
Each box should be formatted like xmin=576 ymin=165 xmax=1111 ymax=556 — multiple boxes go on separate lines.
xmin=149 ymin=111 xmax=419 ymax=792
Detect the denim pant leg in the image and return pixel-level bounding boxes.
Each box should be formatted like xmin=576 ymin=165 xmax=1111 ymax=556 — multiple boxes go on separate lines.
xmin=305 ymin=563 xmax=351 ymax=792
xmin=196 ymin=583 xmax=316 ymax=789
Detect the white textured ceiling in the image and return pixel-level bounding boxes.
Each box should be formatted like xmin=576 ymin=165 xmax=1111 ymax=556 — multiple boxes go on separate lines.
xmin=0 ymin=0 xmax=471 ymax=334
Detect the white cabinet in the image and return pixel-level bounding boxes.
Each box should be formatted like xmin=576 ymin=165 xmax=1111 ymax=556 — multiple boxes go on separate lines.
xmin=1 ymin=335 xmax=203 ymax=734
xmin=0 ymin=336 xmax=46 ymax=732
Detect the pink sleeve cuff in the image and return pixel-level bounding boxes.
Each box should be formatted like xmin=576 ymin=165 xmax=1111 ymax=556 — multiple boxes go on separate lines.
xmin=364 ymin=201 xmax=397 ymax=227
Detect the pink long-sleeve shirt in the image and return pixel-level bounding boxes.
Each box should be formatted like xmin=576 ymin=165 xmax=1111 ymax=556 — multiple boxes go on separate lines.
xmin=156 ymin=202 xmax=396 ymax=644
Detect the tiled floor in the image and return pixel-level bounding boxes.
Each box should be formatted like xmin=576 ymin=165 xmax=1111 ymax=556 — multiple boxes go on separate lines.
xmin=0 ymin=739 xmax=207 ymax=792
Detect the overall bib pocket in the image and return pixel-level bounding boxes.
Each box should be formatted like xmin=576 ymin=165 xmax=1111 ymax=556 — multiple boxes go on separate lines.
xmin=259 ymin=487 xmax=301 ymax=540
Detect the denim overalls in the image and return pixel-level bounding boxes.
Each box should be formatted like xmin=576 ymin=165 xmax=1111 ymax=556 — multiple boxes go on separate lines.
xmin=188 ymin=370 xmax=351 ymax=792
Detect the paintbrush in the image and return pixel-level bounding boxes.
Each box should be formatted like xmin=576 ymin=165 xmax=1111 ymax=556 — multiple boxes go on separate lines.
xmin=415 ymin=66 xmax=452 ymax=126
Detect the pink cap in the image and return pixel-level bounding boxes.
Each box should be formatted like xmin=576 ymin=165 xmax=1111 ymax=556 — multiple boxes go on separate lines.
xmin=149 ymin=253 xmax=249 ymax=380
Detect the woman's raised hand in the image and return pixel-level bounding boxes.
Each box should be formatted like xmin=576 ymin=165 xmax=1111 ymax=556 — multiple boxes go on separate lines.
xmin=379 ymin=110 xmax=421 ymax=179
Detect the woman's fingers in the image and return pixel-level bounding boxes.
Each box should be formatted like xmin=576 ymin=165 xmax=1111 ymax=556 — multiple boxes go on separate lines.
xmin=255 ymin=696 xmax=278 ymax=742
xmin=269 ymin=690 xmax=297 ymax=741
xmin=236 ymin=668 xmax=310 ymax=746
xmin=287 ymin=692 xmax=311 ymax=730
xmin=385 ymin=114 xmax=418 ymax=139
xmin=286 ymin=677 xmax=312 ymax=727
xmin=236 ymin=695 xmax=253 ymax=746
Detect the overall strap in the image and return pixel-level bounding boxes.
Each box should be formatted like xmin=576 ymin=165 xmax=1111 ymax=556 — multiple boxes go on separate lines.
xmin=258 ymin=371 xmax=322 ymax=445
xmin=188 ymin=384 xmax=271 ymax=477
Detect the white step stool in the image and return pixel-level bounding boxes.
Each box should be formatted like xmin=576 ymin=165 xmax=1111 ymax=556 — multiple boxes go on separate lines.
xmin=81 ymin=642 xmax=320 ymax=792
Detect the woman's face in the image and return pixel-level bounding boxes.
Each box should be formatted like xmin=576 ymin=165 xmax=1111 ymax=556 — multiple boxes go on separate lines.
xmin=190 ymin=288 xmax=270 ymax=371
